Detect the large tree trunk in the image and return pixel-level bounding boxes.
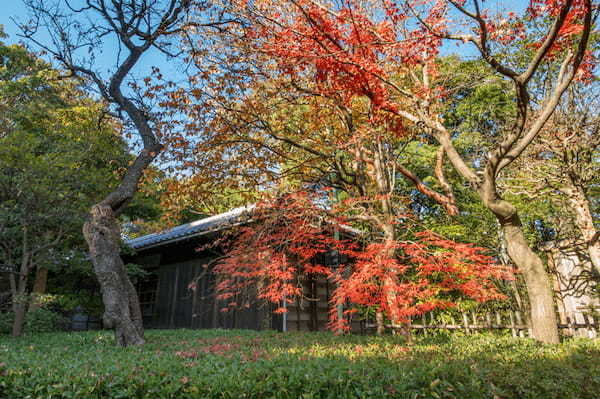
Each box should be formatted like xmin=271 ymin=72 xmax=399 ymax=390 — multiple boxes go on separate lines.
xmin=562 ymin=182 xmax=600 ymax=273
xmin=500 ymin=215 xmax=560 ymax=343
xmin=82 ymin=145 xmax=160 ymax=346
xmin=498 ymin=223 xmax=525 ymax=312
xmin=478 ymin=174 xmax=560 ymax=343
xmin=83 ymin=204 xmax=144 ymax=346
xmin=438 ymin=136 xmax=562 ymax=342
xmin=28 ymin=267 xmax=48 ymax=312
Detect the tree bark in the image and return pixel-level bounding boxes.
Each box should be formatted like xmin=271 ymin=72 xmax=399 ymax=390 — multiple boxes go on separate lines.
xmin=498 ymin=223 xmax=525 ymax=312
xmin=374 ymin=138 xmax=413 ymax=339
xmin=28 ymin=267 xmax=48 ymax=312
xmin=83 ymin=204 xmax=144 ymax=346
xmin=500 ymin=215 xmax=559 ymax=343
xmin=12 ymin=302 xmax=26 ymax=337
xmin=12 ymin=234 xmax=30 ymax=337
xmin=440 ymin=133 xmax=561 ymax=343
xmin=11 ymin=277 xmax=28 ymax=337
xmin=375 ymin=311 xmax=385 ymax=335
xmin=561 ymin=182 xmax=600 ymax=273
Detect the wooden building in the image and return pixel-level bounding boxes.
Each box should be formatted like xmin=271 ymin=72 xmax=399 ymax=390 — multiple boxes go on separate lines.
xmin=123 ymin=206 xmax=344 ymax=332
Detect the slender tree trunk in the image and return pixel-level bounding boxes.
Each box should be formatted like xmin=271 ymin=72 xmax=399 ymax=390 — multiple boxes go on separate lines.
xmin=8 ymin=271 xmax=27 ymax=337
xmin=373 ymin=139 xmax=400 ymax=336
xmin=375 ymin=311 xmax=385 ymax=335
xmin=500 ymin=216 xmax=559 ymax=343
xmin=12 ymin=235 xmax=30 ymax=337
xmin=8 ymin=272 xmax=17 ymax=313
xmin=562 ymin=182 xmax=600 ymax=273
xmin=381 ymin=226 xmax=400 ymax=327
xmin=374 ymin=138 xmax=412 ymax=339
xmin=29 ymin=267 xmax=48 ymax=312
xmin=12 ymin=302 xmax=26 ymax=337
xmin=12 ymin=276 xmax=28 ymax=337
xmin=83 ymin=204 xmax=144 ymax=346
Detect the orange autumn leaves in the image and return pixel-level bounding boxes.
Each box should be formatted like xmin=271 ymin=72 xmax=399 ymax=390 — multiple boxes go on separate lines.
xmin=174 ymin=0 xmax=593 ymax=332
xmin=210 ymin=192 xmax=511 ymax=332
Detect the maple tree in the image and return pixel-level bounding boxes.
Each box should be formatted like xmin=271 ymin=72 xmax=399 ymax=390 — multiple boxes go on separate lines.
xmin=167 ymin=69 xmax=471 ymax=332
xmin=210 ymin=191 xmax=509 ymax=334
xmin=209 ymin=0 xmax=595 ymax=343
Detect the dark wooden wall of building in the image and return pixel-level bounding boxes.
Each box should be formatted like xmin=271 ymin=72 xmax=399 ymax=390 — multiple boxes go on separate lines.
xmin=127 ymin=237 xmax=359 ymax=333
xmin=137 ymin=259 xmax=268 ymax=330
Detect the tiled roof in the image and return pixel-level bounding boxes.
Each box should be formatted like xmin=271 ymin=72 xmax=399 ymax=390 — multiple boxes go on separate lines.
xmin=125 ymin=204 xmax=362 ymax=252
xmin=124 ymin=205 xmax=255 ymax=251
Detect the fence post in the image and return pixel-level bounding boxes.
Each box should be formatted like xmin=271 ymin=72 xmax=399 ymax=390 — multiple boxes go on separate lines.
xmin=462 ymin=313 xmax=470 ymax=335
xmin=485 ymin=313 xmax=492 ymax=329
xmin=509 ymin=311 xmax=517 ymax=337
xmin=422 ymin=314 xmax=428 ymax=337
xmin=584 ymin=313 xmax=596 ymax=339
xmin=567 ymin=315 xmax=575 ymax=336
xmin=515 ymin=311 xmax=525 ymax=337
xmin=495 ymin=311 xmax=501 ymax=329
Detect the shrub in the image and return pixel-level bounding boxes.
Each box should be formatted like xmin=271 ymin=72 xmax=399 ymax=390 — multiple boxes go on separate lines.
xmin=0 ymin=308 xmax=68 ymax=335
xmin=24 ymin=308 xmax=69 ymax=333
xmin=0 ymin=312 xmax=12 ymax=334
xmin=30 ymin=292 xmax=103 ymax=318
xmin=0 ymin=330 xmax=599 ymax=398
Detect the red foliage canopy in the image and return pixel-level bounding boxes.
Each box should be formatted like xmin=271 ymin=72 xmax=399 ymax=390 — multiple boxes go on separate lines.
xmin=248 ymin=0 xmax=595 ymax=116
xmin=210 ymin=192 xmax=511 ymax=332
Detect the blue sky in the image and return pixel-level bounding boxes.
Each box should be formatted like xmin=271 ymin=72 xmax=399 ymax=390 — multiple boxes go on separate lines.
xmin=0 ymin=1 xmax=180 ymax=84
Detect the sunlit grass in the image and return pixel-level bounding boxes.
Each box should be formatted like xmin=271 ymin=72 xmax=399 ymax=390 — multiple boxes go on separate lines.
xmin=1 ymin=329 xmax=599 ymax=398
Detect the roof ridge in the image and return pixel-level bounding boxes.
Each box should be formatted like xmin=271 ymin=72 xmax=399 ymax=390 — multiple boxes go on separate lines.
xmin=124 ymin=204 xmax=255 ymax=250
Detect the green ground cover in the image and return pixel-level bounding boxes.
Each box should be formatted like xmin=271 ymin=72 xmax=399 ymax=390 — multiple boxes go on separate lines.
xmin=0 ymin=329 xmax=599 ymax=398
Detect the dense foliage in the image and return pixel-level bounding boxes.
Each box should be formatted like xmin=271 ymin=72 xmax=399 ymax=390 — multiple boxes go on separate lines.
xmin=0 ymin=308 xmax=68 ymax=335
xmin=3 ymin=0 xmax=597 ymax=347
xmin=1 ymin=330 xmax=599 ymax=398
xmin=158 ymin=0 xmax=598 ymax=343
xmin=212 ymin=192 xmax=511 ymax=331
xmin=0 ymin=28 xmax=160 ymax=336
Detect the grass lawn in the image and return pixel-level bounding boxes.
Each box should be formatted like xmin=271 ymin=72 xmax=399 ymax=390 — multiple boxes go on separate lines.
xmin=1 ymin=329 xmax=599 ymax=398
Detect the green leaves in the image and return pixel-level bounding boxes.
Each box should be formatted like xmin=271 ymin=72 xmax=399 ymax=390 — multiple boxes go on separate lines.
xmin=1 ymin=330 xmax=599 ymax=398
xmin=0 ymin=38 xmax=132 ymax=301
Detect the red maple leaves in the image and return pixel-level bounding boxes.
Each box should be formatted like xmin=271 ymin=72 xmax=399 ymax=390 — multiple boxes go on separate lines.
xmin=213 ymin=192 xmax=344 ymax=313
xmin=256 ymin=1 xmax=400 ymax=111
xmin=328 ymin=229 xmax=510 ymax=331
xmin=212 ymin=192 xmax=511 ymax=332
xmin=249 ymin=0 xmax=595 ymax=114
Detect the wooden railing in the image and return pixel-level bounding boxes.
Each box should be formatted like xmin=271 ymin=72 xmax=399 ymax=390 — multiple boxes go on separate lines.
xmin=364 ymin=309 xmax=599 ymax=338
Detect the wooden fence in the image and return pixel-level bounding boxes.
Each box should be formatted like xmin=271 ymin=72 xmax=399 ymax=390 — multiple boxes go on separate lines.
xmin=364 ymin=309 xmax=599 ymax=338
